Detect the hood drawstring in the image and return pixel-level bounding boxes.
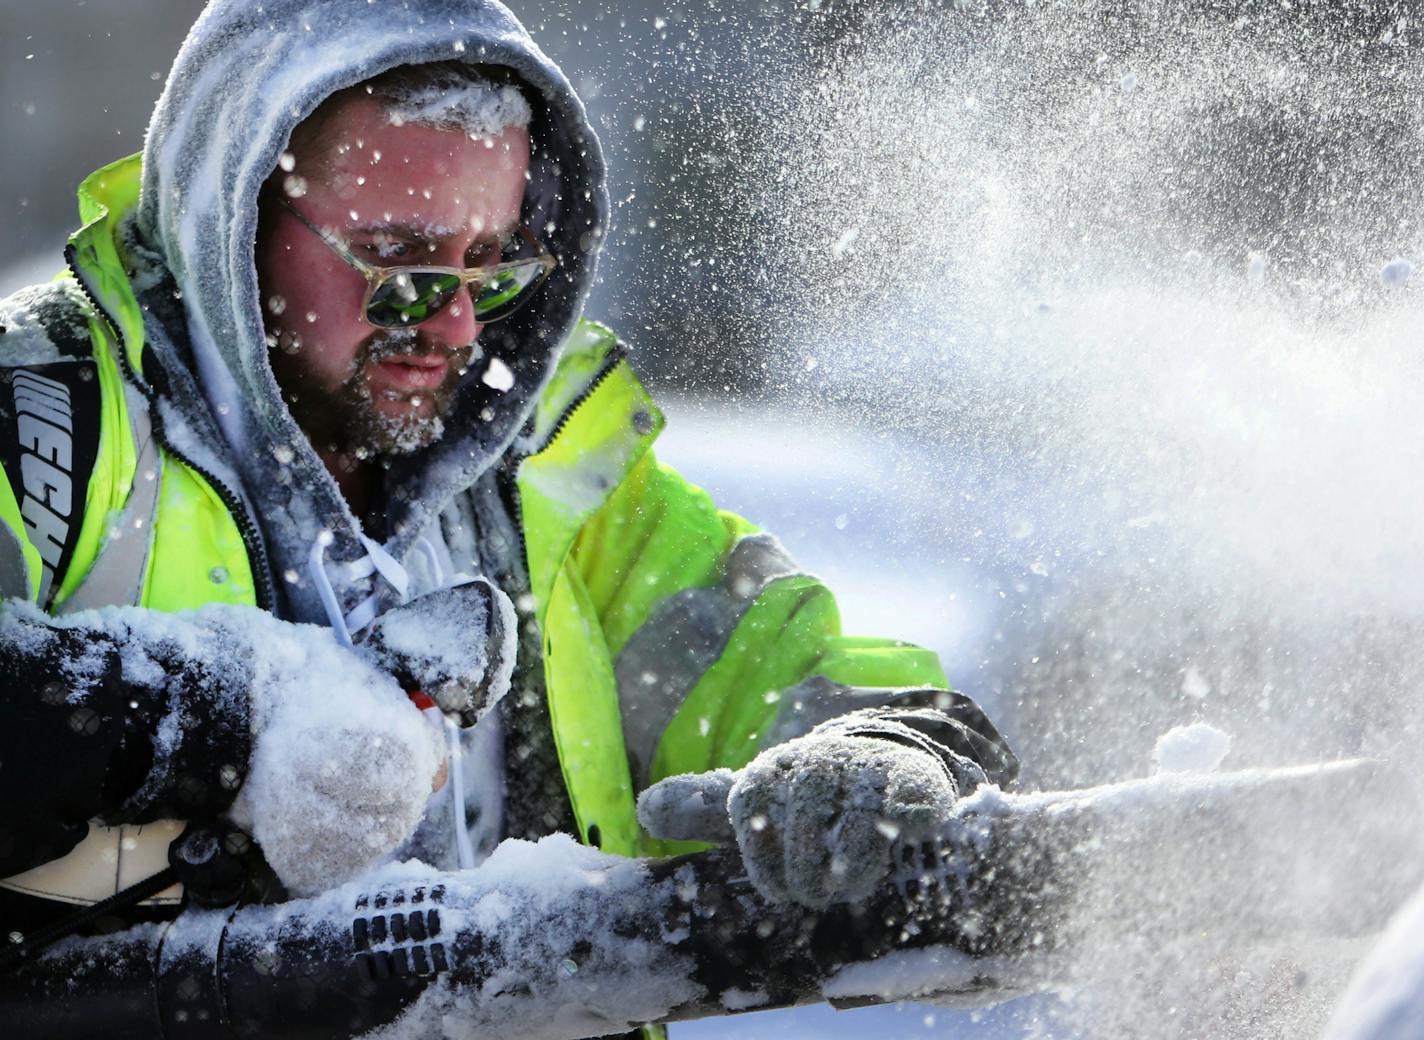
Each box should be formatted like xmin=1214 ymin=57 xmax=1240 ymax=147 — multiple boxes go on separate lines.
xmin=445 ymin=717 xmax=478 ymax=870
xmin=307 ymin=533 xmax=411 ymax=645
xmin=413 ymin=535 xmax=448 ymax=591
xmin=410 ymin=536 xmax=477 ymax=868
xmin=308 ymin=531 xmax=478 ymax=871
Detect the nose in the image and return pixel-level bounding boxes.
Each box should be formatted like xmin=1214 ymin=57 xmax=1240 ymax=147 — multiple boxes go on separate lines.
xmin=417 ymin=282 xmax=483 ymax=358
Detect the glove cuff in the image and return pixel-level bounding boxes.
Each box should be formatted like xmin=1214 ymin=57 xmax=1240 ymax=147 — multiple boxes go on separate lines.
xmin=810 ymin=710 xmax=995 ymax=795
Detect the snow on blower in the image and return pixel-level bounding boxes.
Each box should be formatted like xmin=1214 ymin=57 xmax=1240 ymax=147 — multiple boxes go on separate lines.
xmin=0 ymin=758 xmax=1416 ymax=1040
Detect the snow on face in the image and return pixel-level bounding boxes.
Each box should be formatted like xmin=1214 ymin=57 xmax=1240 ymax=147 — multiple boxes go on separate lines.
xmin=377 ymin=72 xmax=531 ymax=140
xmin=255 ymin=94 xmax=530 ymax=459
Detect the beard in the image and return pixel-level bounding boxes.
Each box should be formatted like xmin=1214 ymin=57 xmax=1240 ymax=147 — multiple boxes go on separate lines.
xmin=273 ymin=327 xmax=470 ymax=458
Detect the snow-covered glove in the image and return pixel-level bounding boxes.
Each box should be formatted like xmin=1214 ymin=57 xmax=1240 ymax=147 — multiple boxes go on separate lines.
xmin=638 ymin=712 xmax=995 ymax=909
xmin=360 ymin=579 xmax=516 ymax=727
xmin=0 ymin=600 xmax=261 ymax=877
xmin=227 ymin=619 xmax=446 ymax=898
xmin=0 ymin=599 xmax=446 ymax=897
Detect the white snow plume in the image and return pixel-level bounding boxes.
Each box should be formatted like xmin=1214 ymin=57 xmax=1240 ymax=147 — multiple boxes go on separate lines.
xmin=741 ymin=3 xmax=1424 ymax=1037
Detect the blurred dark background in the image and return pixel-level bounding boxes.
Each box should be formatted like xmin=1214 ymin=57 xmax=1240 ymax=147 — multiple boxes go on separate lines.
xmin=3 ymin=0 xmax=1413 ymax=394
xmin=0 ymin=0 xmax=839 ymax=395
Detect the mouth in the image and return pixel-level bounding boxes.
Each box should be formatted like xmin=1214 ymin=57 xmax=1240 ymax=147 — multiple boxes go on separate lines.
xmin=370 ymin=353 xmax=451 ymax=392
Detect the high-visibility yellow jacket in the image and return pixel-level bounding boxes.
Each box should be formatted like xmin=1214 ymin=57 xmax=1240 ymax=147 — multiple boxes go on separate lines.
xmin=0 ymin=155 xmax=962 ymax=907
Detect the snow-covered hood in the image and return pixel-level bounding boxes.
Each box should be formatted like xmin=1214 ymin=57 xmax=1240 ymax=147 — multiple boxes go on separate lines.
xmin=134 ymin=0 xmax=608 ymax=623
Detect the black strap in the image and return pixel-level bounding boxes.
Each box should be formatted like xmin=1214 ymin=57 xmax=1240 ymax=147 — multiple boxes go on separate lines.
xmin=0 ymin=866 xmax=178 ymax=972
xmin=0 ymin=819 xmax=269 ymax=972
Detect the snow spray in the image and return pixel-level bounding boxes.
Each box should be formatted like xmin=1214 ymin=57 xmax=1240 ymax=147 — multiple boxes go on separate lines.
xmin=735 ymin=2 xmax=1424 ymax=1036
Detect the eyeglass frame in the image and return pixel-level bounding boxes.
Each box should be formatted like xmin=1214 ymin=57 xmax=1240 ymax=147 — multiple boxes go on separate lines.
xmin=275 ymin=196 xmax=557 ymax=328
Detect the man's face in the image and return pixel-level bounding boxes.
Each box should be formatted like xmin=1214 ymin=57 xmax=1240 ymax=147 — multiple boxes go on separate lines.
xmin=256 ymin=94 xmax=530 ymax=457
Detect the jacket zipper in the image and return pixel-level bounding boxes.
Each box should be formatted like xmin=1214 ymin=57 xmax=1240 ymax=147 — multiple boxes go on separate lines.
xmin=503 ymin=344 xmax=629 ymax=567
xmin=64 ymin=245 xmax=276 ymax=612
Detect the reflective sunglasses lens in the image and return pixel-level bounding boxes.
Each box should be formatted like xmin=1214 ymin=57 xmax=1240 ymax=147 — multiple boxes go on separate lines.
xmin=471 ymin=261 xmax=550 ymax=323
xmin=366 ymin=271 xmax=462 ymax=328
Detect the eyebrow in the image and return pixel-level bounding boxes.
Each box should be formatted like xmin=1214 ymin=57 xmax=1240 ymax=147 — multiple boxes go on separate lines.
xmin=348 ymin=220 xmax=515 ymax=245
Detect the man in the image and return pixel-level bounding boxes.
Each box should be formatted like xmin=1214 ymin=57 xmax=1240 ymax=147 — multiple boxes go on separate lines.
xmin=0 ymin=0 xmax=1014 ymax=979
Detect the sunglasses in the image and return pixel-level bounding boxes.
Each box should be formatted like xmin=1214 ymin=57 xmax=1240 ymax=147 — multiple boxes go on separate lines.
xmin=278 ymin=198 xmax=557 ymax=329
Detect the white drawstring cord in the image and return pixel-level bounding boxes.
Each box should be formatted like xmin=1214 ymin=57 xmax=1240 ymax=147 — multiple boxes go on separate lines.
xmin=343 ymin=535 xmax=411 ymax=634
xmin=447 ymin=717 xmax=477 ymax=870
xmin=308 ymin=531 xmax=412 ymax=641
xmin=308 ymin=531 xmax=476 ymax=871
xmin=414 ymin=535 xmax=447 ymax=590
xmin=308 ymin=534 xmax=355 ymax=647
xmin=412 ymin=539 xmax=476 ymax=868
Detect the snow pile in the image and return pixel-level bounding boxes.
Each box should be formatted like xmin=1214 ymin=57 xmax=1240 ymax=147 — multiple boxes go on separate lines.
xmin=1152 ymin=723 xmax=1232 ymax=775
